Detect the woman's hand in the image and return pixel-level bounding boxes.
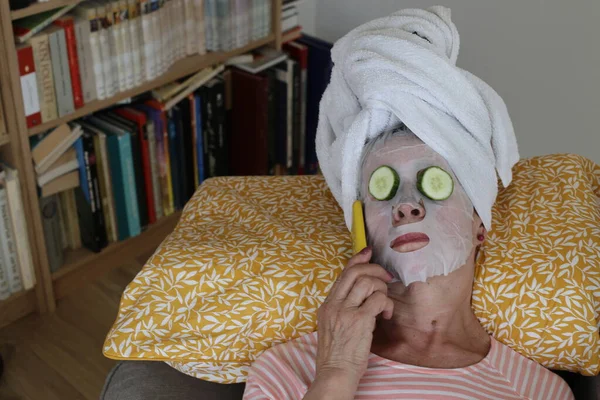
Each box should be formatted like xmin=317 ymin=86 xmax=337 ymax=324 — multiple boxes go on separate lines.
xmin=304 ymin=247 xmax=394 ymax=399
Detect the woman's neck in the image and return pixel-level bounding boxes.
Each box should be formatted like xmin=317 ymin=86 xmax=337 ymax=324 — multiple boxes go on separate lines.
xmin=370 ymin=270 xmax=491 ymax=368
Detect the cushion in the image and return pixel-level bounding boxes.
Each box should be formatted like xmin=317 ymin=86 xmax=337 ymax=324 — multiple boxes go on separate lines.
xmin=103 ymin=154 xmax=600 ymax=383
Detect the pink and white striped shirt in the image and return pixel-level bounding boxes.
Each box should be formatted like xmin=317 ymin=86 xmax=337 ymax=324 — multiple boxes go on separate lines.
xmin=243 ymin=332 xmax=574 ymax=400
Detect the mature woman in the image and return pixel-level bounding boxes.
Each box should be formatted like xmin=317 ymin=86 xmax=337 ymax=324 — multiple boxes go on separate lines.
xmin=243 ymin=6 xmax=575 ymax=400
xmin=242 ymin=128 xmax=574 ymax=400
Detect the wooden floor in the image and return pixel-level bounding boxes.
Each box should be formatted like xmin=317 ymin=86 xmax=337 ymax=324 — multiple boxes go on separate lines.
xmin=0 ymin=245 xmax=157 ymax=400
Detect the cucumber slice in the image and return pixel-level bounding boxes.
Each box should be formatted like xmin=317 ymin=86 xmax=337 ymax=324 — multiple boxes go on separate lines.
xmin=369 ymin=166 xmax=399 ymax=201
xmin=417 ymin=167 xmax=454 ymax=200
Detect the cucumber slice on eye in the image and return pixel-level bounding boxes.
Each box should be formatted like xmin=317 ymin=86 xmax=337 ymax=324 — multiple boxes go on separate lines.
xmin=368 ymin=166 xmax=400 ymax=201
xmin=417 ymin=167 xmax=454 ymax=200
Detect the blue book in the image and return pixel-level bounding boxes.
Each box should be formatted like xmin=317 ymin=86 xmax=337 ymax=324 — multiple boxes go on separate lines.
xmin=85 ymin=117 xmax=141 ymax=240
xmin=73 ymin=136 xmax=89 ymax=202
xmin=194 ymin=93 xmax=205 ymax=185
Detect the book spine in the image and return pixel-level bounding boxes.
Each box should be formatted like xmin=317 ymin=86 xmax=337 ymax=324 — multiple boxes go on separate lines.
xmin=200 ymin=87 xmax=215 ymax=178
xmin=156 ymin=109 xmax=174 ymax=215
xmin=74 ymin=136 xmax=90 ymax=202
xmin=97 ymin=13 xmax=117 ymax=98
xmin=190 ymin=94 xmax=198 ymax=187
xmin=195 ymin=0 xmax=206 ymax=55
xmin=55 ymin=20 xmax=84 ymax=108
xmin=183 ymin=0 xmax=196 ymax=55
xmin=106 ymin=135 xmax=130 ymax=240
xmin=118 ymin=134 xmax=141 ymax=236
xmin=74 ymin=19 xmax=98 ymax=104
xmin=16 ymin=45 xmax=42 ymax=128
xmin=4 ymin=170 xmax=36 ymax=290
xmin=118 ymin=0 xmax=135 ymax=90
xmin=159 ymin=0 xmax=171 ymax=70
xmin=204 ymin=0 xmax=213 ymax=51
xmin=150 ymin=0 xmax=164 ymax=75
xmin=48 ymin=28 xmax=74 ymax=117
xmin=214 ymin=80 xmax=228 ymax=177
xmin=128 ymin=0 xmax=143 ymax=87
xmin=82 ymin=133 xmax=108 ymax=251
xmin=98 ymin=133 xmax=118 ymax=242
xmin=0 ymin=190 xmax=12 ymax=300
xmin=93 ymin=134 xmax=113 ymax=244
xmin=174 ymin=106 xmax=189 ymax=203
xmin=30 ymin=34 xmax=58 ymax=123
xmin=164 ymin=0 xmax=174 ymax=67
xmin=140 ymin=0 xmax=156 ymax=80
xmin=194 ymin=94 xmax=205 ymax=184
xmin=147 ymin=121 xmax=163 ymax=219
xmin=291 ymin=61 xmax=301 ymax=175
xmin=86 ymin=11 xmax=106 ymax=100
xmin=0 ymin=188 xmax=23 ymax=294
xmin=58 ymin=191 xmax=74 ymax=249
xmin=108 ymin=4 xmax=127 ymax=93
xmin=167 ymin=110 xmax=181 ymax=209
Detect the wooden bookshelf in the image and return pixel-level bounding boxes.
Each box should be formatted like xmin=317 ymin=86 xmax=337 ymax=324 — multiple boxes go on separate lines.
xmin=0 ymin=0 xmax=284 ymax=326
xmin=10 ymin=0 xmax=82 ymax=21
xmin=28 ymin=34 xmax=276 ymax=136
xmin=0 ymin=289 xmax=37 ymax=329
xmin=52 ymin=212 xmax=181 ymax=300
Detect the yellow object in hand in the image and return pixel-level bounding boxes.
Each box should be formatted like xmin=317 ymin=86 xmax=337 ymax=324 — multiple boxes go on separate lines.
xmin=352 ymin=200 xmax=367 ymax=255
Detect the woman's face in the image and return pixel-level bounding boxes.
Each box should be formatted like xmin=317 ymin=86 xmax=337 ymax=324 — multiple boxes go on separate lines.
xmin=361 ymin=133 xmax=475 ymax=286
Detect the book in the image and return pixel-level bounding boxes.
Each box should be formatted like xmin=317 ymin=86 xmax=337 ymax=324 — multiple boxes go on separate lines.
xmin=127 ymin=0 xmax=144 ymax=87
xmin=78 ymin=120 xmax=118 ymax=243
xmin=193 ymin=92 xmax=205 ymax=185
xmin=86 ymin=116 xmax=141 ymax=239
xmin=40 ymin=170 xmax=80 ymax=198
xmin=150 ymin=0 xmax=164 ymax=76
xmin=195 ymin=0 xmax=207 ymax=55
xmin=296 ymin=35 xmax=333 ymax=174
xmin=137 ymin=102 xmax=174 ymax=216
xmin=283 ymin=41 xmax=308 ymax=174
xmin=95 ymin=2 xmax=117 ymax=98
xmin=234 ymin=47 xmax=288 ymax=74
xmin=140 ymin=0 xmax=156 ymax=81
xmin=46 ymin=25 xmax=75 ymax=118
xmin=114 ymin=108 xmax=156 ymax=224
xmin=73 ymin=4 xmax=107 ymax=100
xmin=100 ymin=112 xmax=149 ymax=228
xmin=1 ymin=165 xmax=36 ymax=291
xmin=74 ymin=17 xmax=98 ymax=104
xmin=16 ymin=44 xmax=42 ymax=129
xmin=0 ymin=185 xmax=23 ymax=294
xmin=36 ymin=147 xmax=79 ymax=187
xmin=53 ymin=16 xmax=84 ymax=109
xmin=13 ymin=5 xmax=79 ymax=44
xmin=105 ymin=0 xmax=127 ymax=93
xmin=146 ymin=117 xmax=163 ymax=219
xmin=39 ymin=194 xmax=64 ymax=273
xmin=75 ymin=130 xmax=108 ymax=252
xmin=163 ymin=65 xmax=225 ymax=111
xmin=59 ymin=189 xmax=82 ymax=250
xmin=116 ymin=0 xmax=135 ymax=90
xmin=30 ymin=31 xmax=58 ymax=123
xmin=166 ymin=108 xmax=181 ymax=209
xmin=31 ymin=123 xmax=83 ymax=175
xmin=179 ymin=97 xmax=195 ymax=202
xmin=230 ymin=68 xmax=270 ymax=175
xmin=275 ymin=60 xmax=295 ymax=171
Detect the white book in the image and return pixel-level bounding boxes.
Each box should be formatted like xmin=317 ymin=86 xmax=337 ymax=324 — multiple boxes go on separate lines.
xmin=282 ymin=14 xmax=299 ymax=32
xmin=264 ymin=0 xmax=271 ymax=38
xmin=2 ymin=166 xmax=36 ymax=291
xmin=0 ymin=188 xmax=11 ymax=300
xmin=183 ymin=0 xmax=197 ymax=55
xmin=150 ymin=0 xmax=164 ymax=75
xmin=118 ymin=1 xmax=135 ymax=90
xmin=160 ymin=0 xmax=172 ymax=70
xmin=126 ymin=0 xmax=143 ymax=87
xmin=0 ymin=186 xmax=23 ymax=294
xmin=94 ymin=2 xmax=117 ymax=98
xmin=204 ymin=0 xmax=213 ymax=51
xmin=108 ymin=2 xmax=128 ymax=92
xmin=195 ymin=0 xmax=206 ymax=54
xmin=177 ymin=0 xmax=186 ymax=60
xmin=141 ymin=0 xmax=157 ymax=80
xmin=74 ymin=18 xmax=98 ymax=103
xmin=73 ymin=4 xmax=107 ymax=100
xmin=37 ymin=158 xmax=79 ymax=187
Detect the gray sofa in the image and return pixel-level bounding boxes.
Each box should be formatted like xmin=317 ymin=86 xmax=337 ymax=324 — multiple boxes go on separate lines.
xmin=101 ymin=360 xmax=598 ymax=400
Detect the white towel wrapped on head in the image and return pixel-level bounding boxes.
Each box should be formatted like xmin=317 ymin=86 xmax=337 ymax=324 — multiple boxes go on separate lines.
xmin=316 ymin=6 xmax=519 ymax=231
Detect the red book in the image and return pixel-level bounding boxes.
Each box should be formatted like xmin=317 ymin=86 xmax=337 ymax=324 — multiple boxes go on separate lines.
xmin=16 ymin=44 xmax=42 ymax=128
xmin=114 ymin=107 xmax=156 ymax=224
xmin=53 ymin=16 xmax=84 ymax=109
xmin=283 ymin=41 xmax=308 ymax=175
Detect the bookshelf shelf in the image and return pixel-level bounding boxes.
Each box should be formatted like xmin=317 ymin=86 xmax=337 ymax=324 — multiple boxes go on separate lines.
xmin=0 ymin=289 xmax=36 ymax=329
xmin=28 ymin=34 xmax=276 ymax=137
xmin=10 ymin=0 xmax=82 ymax=20
xmin=52 ymin=211 xmax=181 ymax=300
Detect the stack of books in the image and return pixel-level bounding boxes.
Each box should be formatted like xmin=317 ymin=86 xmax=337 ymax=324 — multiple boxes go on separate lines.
xmin=13 ymin=0 xmax=274 ymax=129
xmin=0 ymin=164 xmax=37 ymax=299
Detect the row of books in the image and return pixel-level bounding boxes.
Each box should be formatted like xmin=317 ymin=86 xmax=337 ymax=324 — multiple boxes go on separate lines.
xmin=0 ymin=164 xmax=36 ymax=300
xmin=34 ymin=34 xmax=333 ymax=272
xmin=14 ymin=0 xmax=273 ymax=128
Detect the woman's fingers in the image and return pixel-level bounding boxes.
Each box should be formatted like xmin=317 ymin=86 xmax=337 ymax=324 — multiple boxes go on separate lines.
xmin=345 ymin=276 xmax=388 ymax=307
xmin=334 ymin=263 xmax=393 ymax=301
xmin=360 ymin=291 xmax=395 ymax=320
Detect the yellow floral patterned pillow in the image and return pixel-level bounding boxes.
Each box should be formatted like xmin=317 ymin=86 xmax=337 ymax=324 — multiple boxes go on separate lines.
xmin=103 ymin=154 xmax=600 ymax=383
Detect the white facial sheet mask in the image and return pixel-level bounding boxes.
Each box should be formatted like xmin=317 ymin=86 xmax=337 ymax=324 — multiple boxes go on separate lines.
xmin=361 ymin=135 xmax=474 ymax=286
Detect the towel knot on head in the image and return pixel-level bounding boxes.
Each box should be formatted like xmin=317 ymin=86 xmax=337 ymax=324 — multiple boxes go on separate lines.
xmin=316 ymin=5 xmax=519 ymax=232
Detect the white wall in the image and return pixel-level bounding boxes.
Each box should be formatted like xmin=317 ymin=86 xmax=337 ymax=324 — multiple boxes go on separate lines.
xmin=310 ymin=0 xmax=600 ymax=163
xmin=297 ymin=0 xmax=318 ymax=36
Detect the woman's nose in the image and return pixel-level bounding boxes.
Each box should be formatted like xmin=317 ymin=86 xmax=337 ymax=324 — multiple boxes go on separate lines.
xmin=392 ymin=201 xmax=426 ymax=226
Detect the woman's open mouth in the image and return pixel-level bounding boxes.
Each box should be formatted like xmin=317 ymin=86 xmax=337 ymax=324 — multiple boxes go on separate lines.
xmin=390 ymin=232 xmax=430 ymax=253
